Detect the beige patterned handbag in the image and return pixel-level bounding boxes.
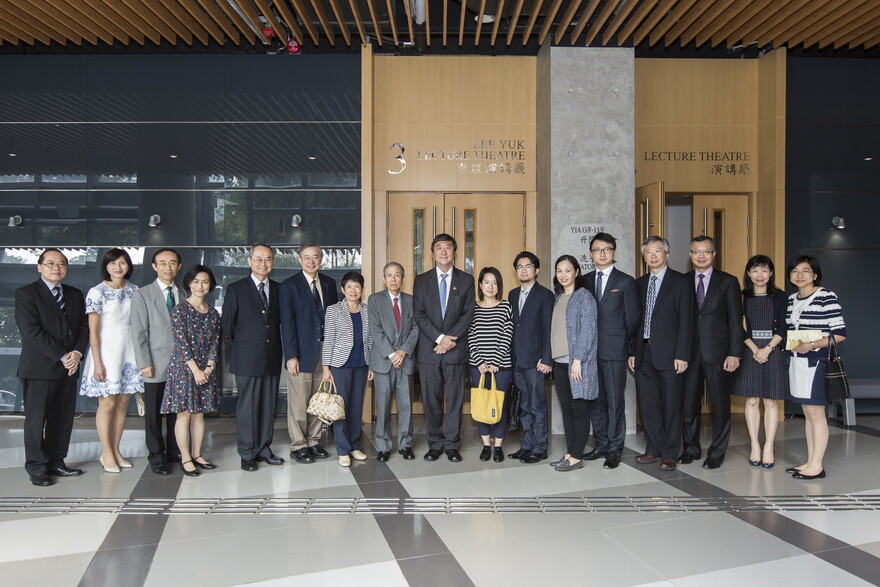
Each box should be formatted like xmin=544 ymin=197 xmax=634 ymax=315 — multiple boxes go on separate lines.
xmin=306 ymin=380 xmax=346 ymax=424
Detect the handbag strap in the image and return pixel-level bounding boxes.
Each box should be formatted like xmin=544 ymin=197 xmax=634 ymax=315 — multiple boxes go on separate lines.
xmin=828 ymin=334 xmax=840 ymax=360
xmin=319 ymin=379 xmax=339 ymax=395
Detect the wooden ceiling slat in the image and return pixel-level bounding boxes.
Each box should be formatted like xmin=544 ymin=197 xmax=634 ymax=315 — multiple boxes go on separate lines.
xmin=81 ymin=0 xmax=146 ymax=44
xmin=226 ymin=0 xmax=270 ymax=44
xmin=860 ymin=29 xmax=880 ymax=48
xmin=326 ymin=0 xmax=352 ymax=45
xmin=43 ymin=0 xmax=113 ymax=45
xmin=694 ymin=0 xmax=748 ymax=47
xmin=154 ymin=0 xmax=206 ymax=44
xmin=491 ymin=0 xmax=506 ymax=45
xmin=459 ymin=0 xmax=467 ymax=45
xmin=506 ymin=0 xmax=526 ymax=45
xmin=0 ymin=15 xmax=35 ymax=45
xmin=725 ymin=1 xmax=786 ymax=49
xmin=64 ymin=0 xmax=135 ymax=45
xmin=710 ymin=0 xmax=772 ymax=47
xmin=830 ymin=4 xmax=880 ymax=48
xmin=584 ymin=0 xmax=622 ymax=46
xmin=813 ymin=2 xmax=880 ymax=49
xmin=522 ymin=0 xmax=546 ymax=46
xmin=662 ymin=0 xmax=714 ymax=47
xmin=6 ymin=0 xmax=85 ymax=45
xmin=679 ymin=0 xmax=737 ymax=47
xmin=602 ymin=0 xmax=641 ymax=45
xmin=192 ymin=0 xmax=241 ymax=44
xmin=787 ymin=0 xmax=870 ymax=47
xmin=538 ymin=0 xmax=564 ymax=45
xmin=554 ymin=0 xmax=584 ymax=44
xmin=363 ymin=0 xmax=383 ymax=46
xmin=277 ymin=0 xmax=315 ymax=45
xmin=743 ymin=0 xmax=805 ymax=45
xmin=424 ymin=0 xmax=430 ymax=46
xmin=250 ymin=0 xmax=290 ymax=44
xmin=0 ymin=5 xmax=53 ymax=45
xmin=443 ymin=0 xmax=448 ymax=45
xmin=847 ymin=20 xmax=880 ymax=48
xmin=260 ymin=0 xmax=304 ymax=45
xmin=176 ymin=0 xmax=227 ymax=44
xmin=307 ymin=0 xmax=338 ymax=45
xmin=569 ymin=0 xmax=601 ymax=44
xmin=774 ymin=0 xmax=851 ymax=47
xmin=649 ymin=0 xmax=698 ymax=46
xmin=384 ymin=0 xmax=399 ymax=45
xmin=615 ymin=0 xmax=659 ymax=45
xmin=0 ymin=22 xmax=20 ymax=45
xmin=138 ymin=0 xmax=192 ymax=44
xmin=632 ymin=0 xmax=677 ymax=45
xmin=757 ymin=0 xmax=831 ymax=47
xmin=476 ymin=0 xmax=488 ymax=44
xmin=347 ymin=0 xmax=368 ymax=45
xmin=119 ymin=0 xmax=179 ymax=44
xmin=212 ymin=0 xmax=259 ymax=44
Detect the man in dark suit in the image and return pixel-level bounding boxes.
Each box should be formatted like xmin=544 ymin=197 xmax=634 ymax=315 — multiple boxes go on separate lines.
xmin=507 ymin=251 xmax=554 ymax=463
xmin=15 ymin=248 xmax=89 ymax=486
xmin=221 ymin=244 xmax=285 ymax=472
xmin=130 ymin=248 xmax=182 ymax=475
xmin=680 ymin=235 xmax=745 ymax=469
xmin=368 ymin=262 xmax=419 ymax=462
xmin=583 ymin=233 xmax=639 ymax=470
xmin=279 ymin=243 xmax=337 ymax=464
xmin=628 ymin=236 xmax=693 ymax=472
xmin=413 ymin=234 xmax=475 ymax=462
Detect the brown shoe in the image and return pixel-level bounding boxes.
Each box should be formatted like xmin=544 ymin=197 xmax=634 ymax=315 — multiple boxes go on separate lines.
xmin=635 ymin=453 xmax=659 ymax=464
xmin=659 ymin=459 xmax=677 ymax=471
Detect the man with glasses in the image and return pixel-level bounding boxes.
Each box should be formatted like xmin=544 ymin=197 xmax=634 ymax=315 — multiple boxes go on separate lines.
xmin=679 ymin=235 xmax=744 ymax=469
xmin=131 ymin=248 xmax=183 ymax=475
xmin=583 ymin=234 xmax=639 ymax=469
xmin=629 ymin=237 xmax=693 ymax=472
xmin=279 ymin=243 xmax=337 ymax=464
xmin=507 ymin=251 xmax=554 ymax=464
xmin=222 ymin=244 xmax=285 ymax=472
xmin=15 ymin=249 xmax=89 ymax=486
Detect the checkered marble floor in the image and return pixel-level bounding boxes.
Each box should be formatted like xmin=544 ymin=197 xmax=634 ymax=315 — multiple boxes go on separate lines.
xmin=1 ymin=413 xmax=879 ymax=586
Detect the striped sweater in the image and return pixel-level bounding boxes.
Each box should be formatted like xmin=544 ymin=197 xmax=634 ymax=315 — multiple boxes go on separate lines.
xmin=786 ymin=287 xmax=846 ymax=359
xmin=467 ymin=300 xmax=513 ymax=369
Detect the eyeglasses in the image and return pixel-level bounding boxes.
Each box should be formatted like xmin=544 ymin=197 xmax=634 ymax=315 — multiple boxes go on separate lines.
xmin=689 ymin=249 xmax=715 ymax=256
xmin=40 ymin=261 xmax=67 ymax=268
xmin=591 ymin=247 xmax=614 ymax=254
xmin=515 ymin=264 xmax=535 ymax=270
xmin=790 ymin=268 xmax=814 ymax=276
xmin=155 ymin=261 xmax=179 ymax=268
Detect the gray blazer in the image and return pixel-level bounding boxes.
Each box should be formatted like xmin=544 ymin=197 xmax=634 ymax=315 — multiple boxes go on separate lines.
xmin=559 ymin=288 xmax=599 ymax=401
xmin=368 ymin=291 xmax=419 ymax=375
xmin=130 ymin=281 xmax=179 ymax=382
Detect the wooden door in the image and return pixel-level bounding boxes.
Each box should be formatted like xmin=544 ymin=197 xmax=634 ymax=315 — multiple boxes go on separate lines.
xmin=635 ymin=181 xmax=665 ymax=277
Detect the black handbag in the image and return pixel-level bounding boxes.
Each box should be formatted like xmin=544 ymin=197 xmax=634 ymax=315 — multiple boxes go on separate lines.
xmin=825 ymin=335 xmax=850 ymax=402
xmin=506 ymin=383 xmax=522 ymax=434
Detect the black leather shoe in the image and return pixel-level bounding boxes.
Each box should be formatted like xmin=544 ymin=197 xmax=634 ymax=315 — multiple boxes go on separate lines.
xmin=151 ymin=463 xmax=171 ymax=476
xmin=256 ymin=453 xmax=284 ymax=466
xmin=702 ymin=457 xmax=723 ymax=470
xmin=309 ymin=445 xmax=330 ymax=459
xmin=793 ymin=469 xmax=826 ymax=480
xmin=785 ymin=466 xmax=801 ymax=474
xmin=30 ymin=473 xmax=52 ymax=487
xmin=582 ymin=449 xmax=607 ymax=461
xmin=508 ymin=448 xmax=528 ymax=460
xmin=493 ymin=447 xmax=505 ymax=462
xmin=479 ymin=446 xmax=492 ymax=461
xmin=181 ymin=460 xmax=200 ymax=477
xmin=377 ymin=451 xmax=390 ymax=462
xmin=446 ymin=449 xmax=462 ymax=462
xmin=290 ymin=448 xmax=315 ymax=464
xmin=398 ymin=447 xmax=415 ymax=460
xmin=424 ymin=449 xmax=441 ymax=461
xmin=241 ymin=459 xmax=258 ymax=472
xmin=193 ymin=456 xmax=217 ymax=470
xmin=521 ymin=452 xmax=548 ymax=464
xmin=603 ymin=453 xmax=621 ymax=469
xmin=166 ymin=454 xmax=182 ymax=463
xmin=676 ymin=454 xmax=696 ymax=465
xmin=50 ymin=464 xmax=84 ymax=477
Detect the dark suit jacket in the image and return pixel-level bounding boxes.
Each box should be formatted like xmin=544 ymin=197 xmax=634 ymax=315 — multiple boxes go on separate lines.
xmin=413 ymin=267 xmax=475 ymax=365
xmin=687 ymin=269 xmax=745 ymax=365
xmin=278 ymin=272 xmax=338 ymax=372
xmin=631 ymin=268 xmax=694 ymax=371
xmin=368 ymin=291 xmax=419 ymax=375
xmin=221 ymin=277 xmax=282 ymax=377
xmin=508 ymin=283 xmax=554 ymax=369
xmin=584 ymin=267 xmax=639 ymax=362
xmin=15 ymin=280 xmax=89 ymax=380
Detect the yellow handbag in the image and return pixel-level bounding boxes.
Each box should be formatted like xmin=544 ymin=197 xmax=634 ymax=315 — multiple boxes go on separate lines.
xmin=470 ymin=372 xmax=505 ymax=425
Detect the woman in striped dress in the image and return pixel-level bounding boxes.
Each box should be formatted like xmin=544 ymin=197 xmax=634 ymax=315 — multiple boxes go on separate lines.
xmin=785 ymin=256 xmax=846 ymax=480
xmin=468 ymin=267 xmax=514 ymax=462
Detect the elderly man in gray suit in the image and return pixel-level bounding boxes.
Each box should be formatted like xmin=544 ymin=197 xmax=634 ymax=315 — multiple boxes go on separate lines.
xmin=130 ymin=248 xmax=183 ymax=475
xmin=368 ymin=262 xmax=419 ymax=462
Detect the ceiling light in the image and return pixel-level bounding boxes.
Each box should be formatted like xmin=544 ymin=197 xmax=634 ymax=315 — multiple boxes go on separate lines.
xmin=291 ymin=214 xmax=302 ymax=228
xmin=865 ymin=157 xmax=873 ymax=161
xmin=148 ymin=214 xmax=162 ymax=228
xmin=475 ymin=14 xmax=495 ymax=23
xmin=8 ymin=153 xmax=16 ymax=157
xmin=8 ymin=215 xmax=22 ymax=227
xmin=169 ymin=154 xmax=178 ymax=159
xmin=308 ymin=156 xmax=316 ymax=160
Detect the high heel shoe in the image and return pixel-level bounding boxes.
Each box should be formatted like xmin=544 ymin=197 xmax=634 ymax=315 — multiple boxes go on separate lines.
xmin=116 ymin=458 xmax=132 ymax=469
xmin=99 ymin=455 xmax=120 ymax=474
xmin=180 ymin=460 xmax=200 ymax=477
xmin=479 ymin=446 xmax=491 ymax=461
xmin=749 ymin=459 xmax=762 ymax=467
xmin=193 ymin=456 xmax=217 ymax=470
xmin=493 ymin=447 xmax=505 ymax=462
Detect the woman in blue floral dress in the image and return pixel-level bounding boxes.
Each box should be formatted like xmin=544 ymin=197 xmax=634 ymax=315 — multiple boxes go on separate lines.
xmin=80 ymin=248 xmax=143 ymax=473
xmin=161 ymin=265 xmax=221 ymax=476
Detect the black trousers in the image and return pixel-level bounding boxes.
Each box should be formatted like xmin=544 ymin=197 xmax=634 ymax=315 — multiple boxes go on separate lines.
xmin=681 ymin=354 xmax=732 ymax=461
xmin=419 ymin=361 xmax=466 ymax=451
xmin=588 ymin=358 xmax=629 ymax=455
xmin=635 ymin=342 xmax=684 ymax=460
xmin=22 ymin=377 xmax=77 ymax=476
xmin=553 ymin=362 xmax=591 ymax=457
xmin=144 ymin=381 xmax=179 ymax=465
xmin=235 ymin=374 xmax=279 ymax=461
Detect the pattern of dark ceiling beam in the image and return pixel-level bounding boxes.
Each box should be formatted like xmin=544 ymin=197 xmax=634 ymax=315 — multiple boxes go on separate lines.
xmin=0 ymin=0 xmax=879 ymax=52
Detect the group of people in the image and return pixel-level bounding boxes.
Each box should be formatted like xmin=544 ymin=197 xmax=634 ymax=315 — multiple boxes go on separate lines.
xmin=15 ymin=231 xmax=845 ymax=486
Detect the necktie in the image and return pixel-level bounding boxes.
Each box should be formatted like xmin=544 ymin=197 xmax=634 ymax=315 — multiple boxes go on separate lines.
xmin=440 ymin=273 xmax=448 ymax=319
xmin=595 ymin=272 xmax=604 ymax=301
xmin=53 ymin=285 xmax=65 ymax=314
xmin=258 ymin=281 xmax=268 ymax=311
xmin=165 ymin=286 xmax=175 ymax=317
xmin=393 ymin=296 xmax=401 ymax=330
xmin=644 ymin=275 xmax=657 ymax=339
xmin=312 ymin=279 xmax=326 ymax=339
xmin=696 ymin=273 xmax=706 ymax=309
xmin=519 ymin=288 xmax=527 ymax=313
